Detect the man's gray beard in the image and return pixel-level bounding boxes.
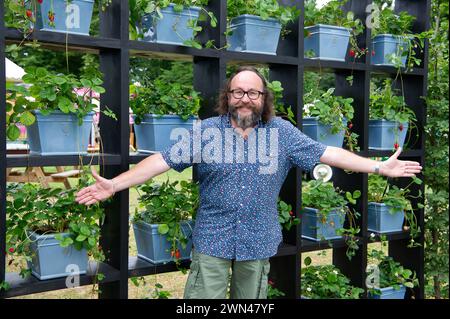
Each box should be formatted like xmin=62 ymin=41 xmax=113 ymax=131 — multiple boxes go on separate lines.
xmin=229 ymin=105 xmax=262 ymax=130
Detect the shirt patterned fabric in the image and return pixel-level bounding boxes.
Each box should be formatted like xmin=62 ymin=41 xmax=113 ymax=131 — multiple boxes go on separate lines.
xmin=160 ymin=114 xmax=327 ymax=261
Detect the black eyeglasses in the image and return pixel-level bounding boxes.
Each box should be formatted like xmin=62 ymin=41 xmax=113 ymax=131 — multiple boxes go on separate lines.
xmin=228 ymin=89 xmax=265 ymax=100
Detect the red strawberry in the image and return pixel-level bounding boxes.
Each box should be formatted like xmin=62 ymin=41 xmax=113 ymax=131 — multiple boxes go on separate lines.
xmin=38 ymin=0 xmax=43 ymax=3
xmin=26 ymin=9 xmax=33 ymax=18
xmin=349 ymin=49 xmax=355 ymax=57
xmin=48 ymin=11 xmax=55 ymax=22
xmin=394 ymin=143 xmax=399 ymax=149
xmin=175 ymin=250 xmax=181 ymax=259
xmin=348 ymin=122 xmax=353 ymax=129
xmin=289 ymin=211 xmax=294 ymax=216
xmin=268 ymin=280 xmax=274 ymax=286
xmin=8 ymin=247 xmax=14 ymax=253
xmin=399 ymin=124 xmax=404 ymax=131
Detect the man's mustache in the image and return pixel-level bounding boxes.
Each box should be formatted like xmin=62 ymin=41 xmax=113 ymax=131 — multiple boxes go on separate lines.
xmin=232 ymin=104 xmax=256 ymax=110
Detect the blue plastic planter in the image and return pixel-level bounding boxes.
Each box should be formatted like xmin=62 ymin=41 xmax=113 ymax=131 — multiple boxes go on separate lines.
xmin=33 ymin=0 xmax=94 ymax=35
xmin=301 ymin=207 xmax=345 ymax=241
xmin=133 ymin=114 xmax=197 ymax=153
xmin=227 ymin=14 xmax=282 ymax=55
xmin=371 ymin=34 xmax=408 ymax=67
xmin=133 ymin=220 xmax=195 ymax=264
xmin=141 ymin=4 xmax=200 ymax=45
xmin=368 ymin=202 xmax=405 ymax=233
xmin=369 ymin=285 xmax=406 ymax=299
xmin=304 ymin=24 xmax=351 ymax=61
xmin=368 ymin=120 xmax=408 ymax=150
xmin=27 ymin=231 xmax=88 ymax=280
xmin=302 ymin=117 xmax=347 ymax=147
xmin=27 ymin=111 xmax=93 ymax=155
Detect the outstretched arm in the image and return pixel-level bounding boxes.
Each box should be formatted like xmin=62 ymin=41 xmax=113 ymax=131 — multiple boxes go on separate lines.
xmin=76 ymin=153 xmax=170 ymax=205
xmin=319 ymin=146 xmax=422 ymax=178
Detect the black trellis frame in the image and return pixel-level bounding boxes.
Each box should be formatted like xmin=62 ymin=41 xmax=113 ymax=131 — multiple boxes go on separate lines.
xmin=0 ymin=0 xmax=429 ymax=299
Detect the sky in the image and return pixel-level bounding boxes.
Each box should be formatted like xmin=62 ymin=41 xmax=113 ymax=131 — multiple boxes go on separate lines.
xmin=316 ymin=0 xmax=329 ymax=8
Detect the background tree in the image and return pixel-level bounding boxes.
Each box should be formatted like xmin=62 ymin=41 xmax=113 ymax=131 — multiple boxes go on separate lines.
xmin=424 ymin=0 xmax=449 ymax=300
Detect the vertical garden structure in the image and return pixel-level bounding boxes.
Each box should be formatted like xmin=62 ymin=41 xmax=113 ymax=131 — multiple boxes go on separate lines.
xmin=0 ymin=0 xmax=429 ymax=299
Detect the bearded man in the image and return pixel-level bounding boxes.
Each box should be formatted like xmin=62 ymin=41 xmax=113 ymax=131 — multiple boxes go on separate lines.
xmin=76 ymin=66 xmax=422 ymax=299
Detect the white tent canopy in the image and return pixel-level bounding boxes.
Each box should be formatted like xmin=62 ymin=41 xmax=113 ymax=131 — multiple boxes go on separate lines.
xmin=5 ymin=57 xmax=25 ymax=83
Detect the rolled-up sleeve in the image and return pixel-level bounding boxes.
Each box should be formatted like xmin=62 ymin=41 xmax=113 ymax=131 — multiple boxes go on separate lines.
xmin=160 ymin=127 xmax=195 ymax=172
xmin=286 ymin=123 xmax=327 ymax=172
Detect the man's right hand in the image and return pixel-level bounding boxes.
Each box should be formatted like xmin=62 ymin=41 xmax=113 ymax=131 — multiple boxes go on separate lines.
xmin=76 ymin=167 xmax=115 ymax=205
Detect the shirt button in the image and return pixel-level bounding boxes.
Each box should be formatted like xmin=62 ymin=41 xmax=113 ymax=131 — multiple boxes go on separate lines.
xmin=242 ymin=186 xmax=245 ymax=189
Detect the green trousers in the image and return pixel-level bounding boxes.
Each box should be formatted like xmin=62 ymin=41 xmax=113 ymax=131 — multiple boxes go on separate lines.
xmin=184 ymin=249 xmax=270 ymax=299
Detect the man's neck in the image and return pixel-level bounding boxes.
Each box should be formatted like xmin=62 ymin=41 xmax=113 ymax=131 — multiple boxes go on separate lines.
xmin=230 ymin=117 xmax=256 ymax=140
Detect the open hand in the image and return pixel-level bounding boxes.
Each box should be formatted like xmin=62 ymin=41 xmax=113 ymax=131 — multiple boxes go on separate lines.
xmin=380 ymin=147 xmax=422 ymax=178
xmin=76 ymin=167 xmax=115 ymax=205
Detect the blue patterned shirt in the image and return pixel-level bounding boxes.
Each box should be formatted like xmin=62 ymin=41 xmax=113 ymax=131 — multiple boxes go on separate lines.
xmin=160 ymin=114 xmax=327 ymax=261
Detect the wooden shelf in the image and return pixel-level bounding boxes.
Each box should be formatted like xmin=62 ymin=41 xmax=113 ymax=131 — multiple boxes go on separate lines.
xmin=128 ymin=257 xmax=191 ymax=278
xmin=128 ymin=243 xmax=297 ymax=277
xmin=4 ymin=150 xmax=422 ymax=168
xmin=0 ymin=262 xmax=120 ymax=299
xmin=304 ymin=58 xmax=366 ymax=71
xmin=129 ymin=152 xmax=157 ymax=165
xmin=300 ymin=238 xmax=358 ymax=253
xmin=276 ymin=243 xmax=298 ymax=256
xmin=129 ymin=40 xmax=220 ymax=61
xmin=223 ymin=51 xmax=299 ymax=66
xmin=366 ymin=230 xmax=412 ymax=243
xmin=4 ymin=28 xmax=121 ymax=52
xmin=6 ymin=154 xmax=121 ymax=168
xmin=366 ymin=149 xmax=423 ymax=158
xmin=369 ymin=64 xmax=425 ymax=76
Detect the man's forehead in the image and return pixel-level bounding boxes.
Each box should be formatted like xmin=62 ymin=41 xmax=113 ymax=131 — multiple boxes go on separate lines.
xmin=230 ymin=71 xmax=264 ymax=89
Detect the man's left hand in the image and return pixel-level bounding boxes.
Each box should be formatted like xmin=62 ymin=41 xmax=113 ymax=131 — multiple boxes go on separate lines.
xmin=380 ymin=147 xmax=422 ymax=178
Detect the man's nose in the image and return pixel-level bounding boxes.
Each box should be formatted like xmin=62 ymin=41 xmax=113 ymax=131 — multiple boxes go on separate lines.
xmin=240 ymin=92 xmax=251 ymax=103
